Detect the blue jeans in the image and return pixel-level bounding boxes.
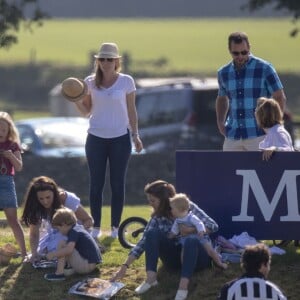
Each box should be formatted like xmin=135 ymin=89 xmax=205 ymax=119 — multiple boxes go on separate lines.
xmin=85 ymin=132 xmax=131 ymax=228
xmin=144 ymin=228 xmax=211 ymax=279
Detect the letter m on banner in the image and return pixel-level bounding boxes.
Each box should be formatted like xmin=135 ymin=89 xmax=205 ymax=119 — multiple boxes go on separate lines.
xmin=176 ymin=151 xmax=300 ymax=240
xmin=233 ymin=170 xmax=300 ymax=222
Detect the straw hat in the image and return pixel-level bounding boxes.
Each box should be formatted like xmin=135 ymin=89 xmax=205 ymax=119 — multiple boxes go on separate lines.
xmin=61 ymin=77 xmax=88 ymax=102
xmin=94 ymin=42 xmax=121 ymax=59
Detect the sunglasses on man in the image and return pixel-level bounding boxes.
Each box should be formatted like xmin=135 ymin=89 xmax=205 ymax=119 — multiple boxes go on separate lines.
xmin=231 ymin=50 xmax=249 ymax=56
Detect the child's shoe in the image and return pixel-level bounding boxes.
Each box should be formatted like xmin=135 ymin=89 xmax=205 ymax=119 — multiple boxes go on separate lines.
xmin=63 ymin=265 xmax=75 ymax=276
xmin=44 ymin=273 xmax=65 ymax=281
xmin=111 ymin=227 xmax=118 ymax=239
xmin=175 ymin=289 xmax=188 ymax=300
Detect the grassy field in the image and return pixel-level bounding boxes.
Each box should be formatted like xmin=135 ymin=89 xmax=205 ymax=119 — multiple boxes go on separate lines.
xmin=1 ymin=206 xmax=300 ymax=299
xmin=1 ymin=18 xmax=300 ymax=74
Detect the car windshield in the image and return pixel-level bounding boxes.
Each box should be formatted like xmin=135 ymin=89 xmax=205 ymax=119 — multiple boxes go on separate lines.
xmin=35 ymin=122 xmax=87 ymax=149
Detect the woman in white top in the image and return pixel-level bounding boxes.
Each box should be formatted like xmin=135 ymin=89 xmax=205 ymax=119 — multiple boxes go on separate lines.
xmin=75 ymin=42 xmax=143 ymax=239
xmin=255 ymin=97 xmax=294 ymax=161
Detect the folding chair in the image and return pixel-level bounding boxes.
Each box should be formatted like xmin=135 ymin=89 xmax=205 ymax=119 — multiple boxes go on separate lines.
xmin=227 ymin=277 xmax=287 ymax=300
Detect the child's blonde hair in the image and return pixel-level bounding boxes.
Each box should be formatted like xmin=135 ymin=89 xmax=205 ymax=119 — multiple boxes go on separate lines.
xmin=169 ymin=193 xmax=190 ymax=212
xmin=0 ymin=112 xmax=21 ymax=144
xmin=52 ymin=207 xmax=77 ymax=227
xmin=255 ymin=97 xmax=283 ymax=129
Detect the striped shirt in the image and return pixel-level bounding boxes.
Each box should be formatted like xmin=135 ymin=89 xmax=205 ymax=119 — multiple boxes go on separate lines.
xmin=217 ymin=272 xmax=287 ymax=300
xmin=129 ymin=201 xmax=219 ymax=259
xmin=217 ymin=55 xmax=283 ymax=140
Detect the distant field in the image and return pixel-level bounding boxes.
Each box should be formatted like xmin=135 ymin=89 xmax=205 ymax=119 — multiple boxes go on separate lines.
xmin=1 ymin=18 xmax=300 ymax=73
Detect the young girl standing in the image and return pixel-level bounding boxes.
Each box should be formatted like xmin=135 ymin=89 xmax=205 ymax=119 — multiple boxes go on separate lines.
xmin=0 ymin=111 xmax=27 ymax=259
xmin=255 ymin=97 xmax=294 ymax=161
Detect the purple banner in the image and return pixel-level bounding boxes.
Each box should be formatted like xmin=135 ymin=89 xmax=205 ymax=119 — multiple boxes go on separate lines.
xmin=176 ymin=151 xmax=300 ymax=240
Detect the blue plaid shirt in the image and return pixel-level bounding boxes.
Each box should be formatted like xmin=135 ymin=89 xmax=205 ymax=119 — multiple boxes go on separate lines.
xmin=217 ymin=55 xmax=283 ymax=140
xmin=129 ymin=201 xmax=219 ymax=259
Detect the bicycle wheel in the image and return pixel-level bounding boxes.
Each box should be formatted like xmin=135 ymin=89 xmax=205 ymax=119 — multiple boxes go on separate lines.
xmin=118 ymin=217 xmax=148 ymax=249
xmin=272 ymin=240 xmax=291 ymax=247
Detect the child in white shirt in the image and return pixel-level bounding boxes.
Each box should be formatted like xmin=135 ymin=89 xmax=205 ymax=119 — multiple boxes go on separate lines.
xmin=255 ymin=97 xmax=294 ymax=161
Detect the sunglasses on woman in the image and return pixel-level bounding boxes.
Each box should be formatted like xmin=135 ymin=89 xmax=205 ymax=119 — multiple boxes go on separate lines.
xmin=98 ymin=58 xmax=114 ymax=62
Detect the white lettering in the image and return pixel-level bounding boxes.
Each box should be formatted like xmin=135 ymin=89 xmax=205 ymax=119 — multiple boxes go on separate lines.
xmin=232 ymin=170 xmax=300 ymax=222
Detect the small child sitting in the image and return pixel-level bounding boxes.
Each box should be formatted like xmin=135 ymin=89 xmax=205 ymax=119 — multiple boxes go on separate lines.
xmin=255 ymin=97 xmax=294 ymax=161
xmin=169 ymin=193 xmax=227 ymax=270
xmin=44 ymin=207 xmax=102 ymax=281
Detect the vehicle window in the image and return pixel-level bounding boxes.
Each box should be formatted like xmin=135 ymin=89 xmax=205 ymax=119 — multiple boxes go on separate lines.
xmin=37 ymin=123 xmax=87 ymax=149
xmin=136 ymin=89 xmax=190 ymax=127
xmin=193 ymin=89 xmax=218 ymax=125
xmin=16 ymin=125 xmax=36 ymax=151
xmin=156 ymin=90 xmax=189 ymax=124
xmin=136 ymin=93 xmax=159 ymax=128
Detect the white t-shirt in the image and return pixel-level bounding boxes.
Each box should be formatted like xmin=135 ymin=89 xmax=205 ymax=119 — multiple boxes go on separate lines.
xmin=85 ymin=73 xmax=136 ymax=138
xmin=171 ymin=211 xmax=206 ymax=235
xmin=259 ymin=124 xmax=294 ymax=151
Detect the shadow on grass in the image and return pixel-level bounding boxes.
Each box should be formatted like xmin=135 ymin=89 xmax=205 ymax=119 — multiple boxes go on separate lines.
xmin=0 ymin=259 xmax=101 ymax=300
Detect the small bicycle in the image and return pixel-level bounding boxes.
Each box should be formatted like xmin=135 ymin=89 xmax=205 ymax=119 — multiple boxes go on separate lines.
xmin=272 ymin=240 xmax=300 ymax=247
xmin=118 ymin=217 xmax=147 ymax=249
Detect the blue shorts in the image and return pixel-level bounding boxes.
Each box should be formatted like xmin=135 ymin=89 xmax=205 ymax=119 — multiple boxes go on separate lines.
xmin=0 ymin=175 xmax=18 ymax=209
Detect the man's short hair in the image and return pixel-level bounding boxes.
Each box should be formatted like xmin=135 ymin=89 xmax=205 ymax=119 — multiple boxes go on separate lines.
xmin=241 ymin=243 xmax=270 ymax=273
xmin=228 ymin=31 xmax=250 ymax=49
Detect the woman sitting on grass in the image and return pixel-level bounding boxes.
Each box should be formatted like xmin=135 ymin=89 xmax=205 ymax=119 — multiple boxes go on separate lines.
xmin=111 ymin=180 xmax=219 ymax=300
xmin=21 ymin=176 xmax=94 ymax=263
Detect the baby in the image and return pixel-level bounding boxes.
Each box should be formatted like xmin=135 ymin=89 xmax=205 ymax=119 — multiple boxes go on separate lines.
xmin=169 ymin=193 xmax=227 ymax=270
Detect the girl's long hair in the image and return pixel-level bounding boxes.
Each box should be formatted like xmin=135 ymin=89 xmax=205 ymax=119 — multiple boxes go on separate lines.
xmin=0 ymin=111 xmax=21 ymax=145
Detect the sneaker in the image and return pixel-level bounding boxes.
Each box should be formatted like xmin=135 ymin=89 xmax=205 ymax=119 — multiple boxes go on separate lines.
xmin=174 ymin=289 xmax=188 ymax=300
xmin=135 ymin=280 xmax=158 ymax=294
xmin=91 ymin=227 xmax=102 ymax=239
xmin=44 ymin=273 xmax=65 ymax=281
xmin=63 ymin=266 xmax=75 ymax=276
xmin=111 ymin=227 xmax=118 ymax=239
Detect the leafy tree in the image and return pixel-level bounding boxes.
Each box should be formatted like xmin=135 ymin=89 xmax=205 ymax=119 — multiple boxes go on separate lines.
xmin=242 ymin=0 xmax=300 ymax=36
xmin=0 ymin=0 xmax=48 ymax=49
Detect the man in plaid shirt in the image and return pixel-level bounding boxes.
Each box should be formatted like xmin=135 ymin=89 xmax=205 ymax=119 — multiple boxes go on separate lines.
xmin=216 ymin=31 xmax=287 ymax=151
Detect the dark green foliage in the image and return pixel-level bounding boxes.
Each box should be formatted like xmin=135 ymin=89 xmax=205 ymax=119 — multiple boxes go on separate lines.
xmin=242 ymin=0 xmax=300 ymax=36
xmin=0 ymin=0 xmax=48 ymax=49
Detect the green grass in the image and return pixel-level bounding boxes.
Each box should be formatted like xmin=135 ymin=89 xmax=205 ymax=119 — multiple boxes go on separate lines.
xmin=1 ymin=205 xmax=300 ymax=299
xmin=1 ymin=18 xmax=300 ymax=73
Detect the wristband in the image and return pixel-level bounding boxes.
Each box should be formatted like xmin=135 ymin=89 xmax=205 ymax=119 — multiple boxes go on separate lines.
xmin=131 ymin=132 xmax=139 ymax=137
xmin=122 ymin=263 xmax=129 ymax=268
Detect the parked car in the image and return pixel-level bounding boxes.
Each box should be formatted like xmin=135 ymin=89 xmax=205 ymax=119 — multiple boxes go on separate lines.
xmin=135 ymin=77 xmax=296 ymax=153
xmin=135 ymin=77 xmax=223 ymax=152
xmin=15 ymin=117 xmax=89 ymax=157
xmin=15 ymin=117 xmax=145 ymax=157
